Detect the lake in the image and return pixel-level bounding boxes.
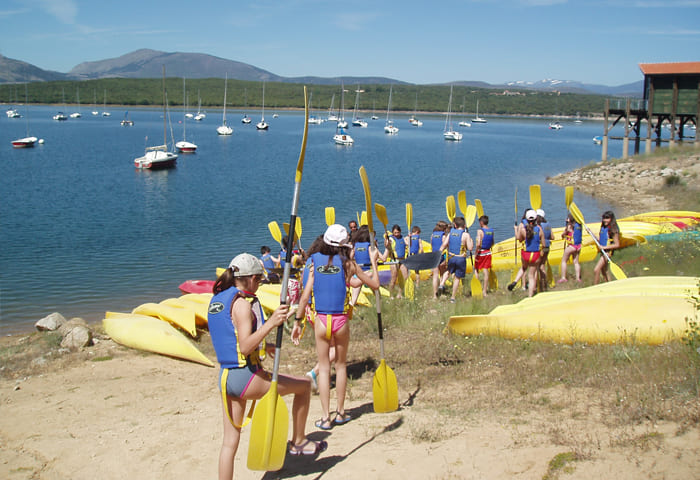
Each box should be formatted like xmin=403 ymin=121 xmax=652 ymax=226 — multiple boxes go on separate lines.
xmin=1 ymin=104 xmax=625 ymax=333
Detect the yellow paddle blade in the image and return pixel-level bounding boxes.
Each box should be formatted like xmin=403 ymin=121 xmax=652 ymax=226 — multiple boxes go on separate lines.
xmin=295 ymin=217 xmax=302 ymax=242
xmin=247 ymin=382 xmax=289 ymax=471
xmin=471 ymin=274 xmax=483 ymax=299
xmin=529 ymin=184 xmax=542 ymax=210
xmin=547 ymin=261 xmax=555 ymax=288
xmin=488 ymin=269 xmax=498 ymax=290
xmin=325 ymin=206 xmax=335 ymax=226
xmin=565 ymin=186 xmax=574 ymax=208
xmin=282 ymin=222 xmax=290 ymax=235
xmin=568 ymin=201 xmax=584 ymax=225
xmin=375 ymin=203 xmax=389 ymax=229
xmin=610 ymin=262 xmax=628 ymax=280
xmin=465 ymin=205 xmax=477 ymax=228
xmin=373 ymin=359 xmax=398 ymax=413
xmin=358 ymin=166 xmax=374 ymax=233
xmin=475 ymin=198 xmax=484 ymax=218
xmin=294 ymin=86 xmax=309 ymax=184
xmin=268 ymin=221 xmax=282 ymax=245
xmin=457 ymin=190 xmax=467 ymax=215
xmin=446 ymin=195 xmax=456 ymax=222
xmin=360 ymin=210 xmax=367 ymax=226
xmin=404 ymin=276 xmax=415 ymax=300
xmin=406 ymin=202 xmax=413 ymax=232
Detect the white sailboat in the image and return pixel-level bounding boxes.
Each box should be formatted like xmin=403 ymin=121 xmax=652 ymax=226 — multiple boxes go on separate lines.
xmin=333 ymin=124 xmax=354 ymax=145
xmin=70 ymin=88 xmax=81 ymax=118
xmin=256 ymin=82 xmax=269 ymax=130
xmin=327 ymin=93 xmax=338 ymax=121
xmin=337 ymin=84 xmax=348 ymax=129
xmin=102 ymin=90 xmax=111 ymax=117
xmin=53 ymin=88 xmax=67 ymax=121
xmin=458 ymin=96 xmax=471 ymax=127
xmin=384 ymin=85 xmax=399 ymax=135
xmin=91 ymin=90 xmax=99 ymax=115
xmin=12 ymin=84 xmax=38 ymax=148
xmin=351 ymin=86 xmax=367 ymax=127
xmin=241 ymin=88 xmax=252 ymax=124
xmin=472 ymin=99 xmax=487 ymax=123
xmin=120 ymin=111 xmax=134 ymax=126
xmin=194 ymin=91 xmax=205 ymax=120
xmin=216 ymin=73 xmax=233 ymax=135
xmin=409 ymin=92 xmax=422 ymax=126
xmin=443 ymin=85 xmax=463 ymax=141
xmin=134 ymin=67 xmax=177 ymax=170
xmin=176 ymin=78 xmax=197 ymax=153
xmin=308 ymin=92 xmax=323 ymax=124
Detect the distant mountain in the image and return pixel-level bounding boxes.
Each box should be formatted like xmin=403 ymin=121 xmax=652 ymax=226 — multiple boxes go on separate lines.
xmin=0 ymin=54 xmax=68 ymax=83
xmin=503 ymin=79 xmax=643 ymax=97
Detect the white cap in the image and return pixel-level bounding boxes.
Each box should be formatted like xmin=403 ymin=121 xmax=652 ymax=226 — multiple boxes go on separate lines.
xmin=536 ymin=209 xmax=545 ymax=218
xmin=323 ymin=224 xmax=350 ymax=246
xmin=228 ymin=253 xmax=264 ymax=277
xmin=525 ymin=209 xmax=537 ymax=221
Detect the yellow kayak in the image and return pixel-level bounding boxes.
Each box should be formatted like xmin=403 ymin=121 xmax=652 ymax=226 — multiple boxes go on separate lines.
xmin=103 ymin=312 xmax=214 ymax=367
xmin=132 ymin=302 xmax=197 ymax=337
xmin=448 ymin=277 xmax=697 ymax=345
xmin=161 ymin=297 xmax=209 ymax=328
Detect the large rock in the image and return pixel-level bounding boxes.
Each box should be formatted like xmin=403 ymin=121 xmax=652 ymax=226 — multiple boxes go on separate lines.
xmin=35 ymin=312 xmax=67 ymax=331
xmin=58 ymin=317 xmax=88 ymax=336
xmin=60 ymin=325 xmax=93 ymax=349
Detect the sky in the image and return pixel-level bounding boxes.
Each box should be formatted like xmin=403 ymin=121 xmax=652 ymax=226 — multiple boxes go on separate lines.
xmin=1 ymin=0 xmax=699 ymax=86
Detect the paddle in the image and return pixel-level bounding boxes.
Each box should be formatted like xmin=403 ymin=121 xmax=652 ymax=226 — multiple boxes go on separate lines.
xmin=474 ymin=198 xmax=484 ymax=219
xmin=529 ymin=184 xmax=542 ymax=210
xmin=359 ymin=166 xmax=399 ymax=414
xmin=268 ymin=221 xmax=283 ymax=247
xmin=247 ymin=86 xmax=309 ymax=472
xmin=457 ymin=191 xmax=482 ymax=299
xmin=325 ymin=206 xmax=335 ymax=226
xmin=404 ymin=202 xmax=415 ymax=299
xmin=446 ymin=195 xmax=456 ymax=223
xmin=565 ymin=186 xmax=574 ymax=208
xmin=568 ymin=201 xmax=627 ymax=281
xmin=375 ymin=202 xmax=407 ymax=295
xmin=511 ymin=187 xmax=519 ymax=284
xmin=475 ymin=198 xmax=498 ymax=291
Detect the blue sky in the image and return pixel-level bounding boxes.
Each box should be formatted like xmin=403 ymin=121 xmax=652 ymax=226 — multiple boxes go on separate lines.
xmin=1 ymin=0 xmax=699 ymax=86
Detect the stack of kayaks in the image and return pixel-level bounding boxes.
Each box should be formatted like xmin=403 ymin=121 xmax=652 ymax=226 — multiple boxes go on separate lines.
xmin=447 ymin=276 xmax=699 ymax=345
xmin=102 ymin=293 xmax=214 ymax=367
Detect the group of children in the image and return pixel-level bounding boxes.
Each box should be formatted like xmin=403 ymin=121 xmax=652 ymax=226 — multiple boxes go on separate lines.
xmin=208 ymin=208 xmax=622 ymax=478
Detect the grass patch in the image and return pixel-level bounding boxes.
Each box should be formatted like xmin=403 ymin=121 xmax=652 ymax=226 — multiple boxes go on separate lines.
xmin=543 ymin=451 xmax=580 ymax=480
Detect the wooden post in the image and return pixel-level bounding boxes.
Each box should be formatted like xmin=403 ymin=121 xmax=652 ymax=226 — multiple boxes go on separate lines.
xmin=669 ymin=76 xmax=678 ymax=148
xmin=645 ymin=82 xmax=654 ymax=154
xmin=602 ymin=98 xmax=609 ymax=161
xmin=622 ymin=98 xmax=630 ymax=159
xmin=696 ymin=79 xmax=700 ymax=147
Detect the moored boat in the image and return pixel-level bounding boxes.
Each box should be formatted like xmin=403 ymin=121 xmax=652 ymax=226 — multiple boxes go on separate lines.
xmin=11 ymin=136 xmax=38 ymax=148
xmin=134 ymin=66 xmax=177 ymax=170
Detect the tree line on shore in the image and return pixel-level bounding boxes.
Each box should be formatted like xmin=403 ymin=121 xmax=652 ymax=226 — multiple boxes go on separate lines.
xmin=2 ymin=78 xmax=614 ymax=117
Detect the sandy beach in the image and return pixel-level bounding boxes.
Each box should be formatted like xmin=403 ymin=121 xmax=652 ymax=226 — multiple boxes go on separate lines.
xmin=2 ymin=147 xmax=699 ymax=479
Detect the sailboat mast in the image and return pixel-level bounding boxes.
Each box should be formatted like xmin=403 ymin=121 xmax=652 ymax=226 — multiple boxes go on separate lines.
xmin=222 ymin=73 xmax=228 ymax=124
xmin=162 ymin=66 xmax=167 ymax=146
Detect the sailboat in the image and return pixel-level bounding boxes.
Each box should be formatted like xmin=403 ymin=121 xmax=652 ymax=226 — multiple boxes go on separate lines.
xmin=256 ymin=83 xmax=269 ymax=130
xmin=70 ymin=88 xmax=81 ymax=118
xmin=216 ymin=73 xmax=233 ymax=135
xmin=384 ymin=85 xmax=399 ymax=135
xmin=458 ymin=96 xmax=471 ymax=127
xmin=472 ymin=99 xmax=487 ymax=123
xmin=12 ymin=84 xmax=38 ymax=148
xmin=194 ymin=91 xmax=205 ymax=120
xmin=443 ymin=85 xmax=463 ymax=141
xmin=241 ymin=88 xmax=252 ymax=124
xmin=308 ymin=92 xmax=323 ymax=124
xmin=91 ymin=90 xmax=99 ymax=116
xmin=327 ymin=93 xmax=338 ymax=121
xmin=409 ymin=92 xmax=423 ymax=127
xmin=53 ymin=88 xmax=68 ymax=121
xmin=176 ymin=78 xmax=197 ymax=153
xmin=351 ymin=86 xmax=367 ymax=127
xmin=134 ymin=66 xmax=177 ymax=170
xmin=102 ymin=90 xmax=111 ymax=117
xmin=337 ymin=84 xmax=348 ymax=129
xmin=120 ymin=111 xmax=134 ymax=126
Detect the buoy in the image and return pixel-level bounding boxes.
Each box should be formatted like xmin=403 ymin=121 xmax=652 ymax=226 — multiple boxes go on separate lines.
xmin=38 ymin=139 xmax=45 ymax=144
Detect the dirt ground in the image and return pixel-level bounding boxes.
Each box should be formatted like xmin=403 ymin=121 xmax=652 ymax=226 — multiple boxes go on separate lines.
xmin=1 ymin=333 xmax=698 ymax=480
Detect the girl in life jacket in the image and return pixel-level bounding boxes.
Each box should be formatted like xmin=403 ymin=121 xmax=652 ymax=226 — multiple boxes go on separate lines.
xmin=431 ymin=220 xmax=450 ymax=298
xmin=515 ymin=209 xmax=544 ymax=297
xmin=385 ymin=224 xmax=410 ymax=298
xmin=559 ymin=213 xmax=583 ymax=283
xmin=593 ymin=210 xmax=620 ymax=284
xmin=292 ymin=224 xmax=380 ymax=431
xmin=208 ymin=253 xmax=326 ymax=478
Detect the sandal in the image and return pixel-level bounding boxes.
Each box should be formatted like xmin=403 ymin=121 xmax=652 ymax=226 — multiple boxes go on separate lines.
xmin=333 ymin=411 xmax=352 ymax=425
xmin=314 ymin=417 xmax=332 ymax=430
xmin=288 ymin=439 xmax=328 ymax=456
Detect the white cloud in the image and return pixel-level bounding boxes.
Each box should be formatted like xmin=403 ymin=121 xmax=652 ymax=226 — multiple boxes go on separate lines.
xmin=35 ymin=0 xmax=78 ymax=24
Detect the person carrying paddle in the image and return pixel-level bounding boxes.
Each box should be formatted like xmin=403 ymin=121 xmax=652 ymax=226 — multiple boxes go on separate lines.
xmin=558 ymin=213 xmax=583 ymax=283
xmin=593 ymin=211 xmax=621 ymax=284
xmin=431 ymin=220 xmax=450 ymax=298
xmin=408 ymin=225 xmax=423 ymax=286
xmin=292 ymin=224 xmax=380 ymax=430
xmin=445 ymin=216 xmax=474 ymax=303
xmin=209 ymin=253 xmax=326 ymax=479
xmin=385 ymin=224 xmax=410 ymax=298
xmin=515 ymin=209 xmax=544 ymax=297
xmin=536 ymin=209 xmax=554 ymax=292
xmin=475 ymin=215 xmax=494 ymax=296
xmin=507 ymin=209 xmax=532 ymax=292
xmin=259 ymin=246 xmax=280 ymax=283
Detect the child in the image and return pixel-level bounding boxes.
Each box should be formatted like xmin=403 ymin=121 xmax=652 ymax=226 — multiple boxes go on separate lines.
xmin=259 ymin=245 xmax=280 ymax=283
xmin=445 ymin=217 xmax=474 ymax=303
xmin=593 ymin=211 xmax=620 ymax=284
xmin=559 ymin=213 xmax=582 ymax=283
xmin=515 ymin=209 xmax=544 ymax=297
xmin=292 ymin=225 xmax=380 ymax=430
xmin=431 ymin=220 xmax=450 ymax=298
xmin=408 ymin=225 xmax=423 ymax=286
xmin=536 ymin=209 xmax=554 ymax=292
xmin=385 ymin=224 xmax=409 ymax=298
xmin=475 ymin=215 xmax=494 ymax=296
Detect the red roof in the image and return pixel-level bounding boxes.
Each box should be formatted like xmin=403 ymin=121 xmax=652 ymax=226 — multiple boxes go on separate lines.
xmin=639 ymin=62 xmax=700 ymax=75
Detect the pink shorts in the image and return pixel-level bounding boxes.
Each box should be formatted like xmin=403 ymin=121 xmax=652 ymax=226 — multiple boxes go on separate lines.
xmin=310 ymin=311 xmax=351 ymax=339
xmin=521 ymin=250 xmax=540 ymax=264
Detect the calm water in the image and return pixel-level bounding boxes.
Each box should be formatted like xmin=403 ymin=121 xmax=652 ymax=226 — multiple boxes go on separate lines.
xmin=1 ymin=105 xmax=624 ymax=333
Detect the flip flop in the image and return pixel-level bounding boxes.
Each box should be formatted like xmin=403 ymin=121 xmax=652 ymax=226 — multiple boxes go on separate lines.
xmin=288 ymin=439 xmax=328 ymax=456
xmin=333 ymin=411 xmax=352 ymax=425
xmin=315 ymin=417 xmax=332 ymax=430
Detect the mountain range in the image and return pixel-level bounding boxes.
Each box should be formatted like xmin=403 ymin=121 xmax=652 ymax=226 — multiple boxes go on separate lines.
xmin=0 ymin=49 xmax=643 ymax=97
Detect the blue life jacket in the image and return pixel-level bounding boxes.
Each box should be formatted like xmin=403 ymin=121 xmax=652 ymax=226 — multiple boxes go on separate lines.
xmin=261 ymin=253 xmax=275 ymax=270
xmin=480 ymin=227 xmax=494 ymax=250
xmin=310 ymin=253 xmax=349 ymax=314
xmin=409 ymin=234 xmax=420 ymax=255
xmin=353 ymin=241 xmax=371 ymax=270
xmin=599 ymin=226 xmax=609 ymax=247
xmin=448 ymin=228 xmax=465 ymax=256
xmin=573 ymin=222 xmax=583 ymax=245
xmin=431 ymin=230 xmax=444 ymax=252
xmin=525 ymin=225 xmax=541 ymax=252
xmin=391 ymin=235 xmax=406 ymax=259
xmin=208 ymin=287 xmax=264 ymax=369
xmin=540 ymin=221 xmax=552 ymax=248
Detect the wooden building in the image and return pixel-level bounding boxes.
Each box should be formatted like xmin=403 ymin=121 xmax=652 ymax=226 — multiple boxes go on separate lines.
xmin=601 ymin=61 xmax=700 ymax=161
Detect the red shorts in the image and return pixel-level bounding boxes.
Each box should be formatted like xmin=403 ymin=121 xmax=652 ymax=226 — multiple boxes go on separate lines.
xmin=475 ymin=251 xmax=492 ymax=271
xmin=521 ymin=250 xmax=540 ymax=264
